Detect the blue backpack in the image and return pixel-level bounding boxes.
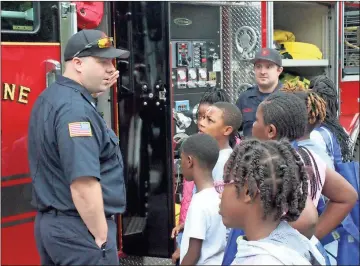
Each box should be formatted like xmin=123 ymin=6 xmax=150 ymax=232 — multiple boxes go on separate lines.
xmin=315 ymin=126 xmax=359 ymax=265
xmin=222 ymin=228 xmax=244 ymax=265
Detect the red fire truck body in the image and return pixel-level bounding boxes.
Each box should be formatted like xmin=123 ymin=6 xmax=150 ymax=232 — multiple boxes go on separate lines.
xmin=2 ymin=43 xmax=61 ymax=264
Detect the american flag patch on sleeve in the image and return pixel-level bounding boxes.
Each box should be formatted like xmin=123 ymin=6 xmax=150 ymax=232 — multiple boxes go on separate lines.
xmin=68 ymin=122 xmax=92 ymax=137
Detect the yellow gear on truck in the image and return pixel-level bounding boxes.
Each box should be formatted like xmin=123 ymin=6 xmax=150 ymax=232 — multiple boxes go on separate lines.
xmin=280 ymin=72 xmax=310 ymax=89
xmin=281 ymin=42 xmax=323 ymax=60
xmin=274 ymin=29 xmax=296 ymax=42
xmin=274 ymin=29 xmax=323 ymax=60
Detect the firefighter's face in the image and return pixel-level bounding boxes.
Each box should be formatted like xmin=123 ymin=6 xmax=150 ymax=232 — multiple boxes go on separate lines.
xmin=254 ymin=60 xmax=283 ymax=90
xmin=79 ymin=57 xmax=116 ymax=93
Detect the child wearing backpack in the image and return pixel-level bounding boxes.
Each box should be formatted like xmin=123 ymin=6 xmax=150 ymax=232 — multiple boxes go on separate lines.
xmin=309 ymin=75 xmax=353 ymax=163
xmin=281 ymin=81 xmax=360 ymax=265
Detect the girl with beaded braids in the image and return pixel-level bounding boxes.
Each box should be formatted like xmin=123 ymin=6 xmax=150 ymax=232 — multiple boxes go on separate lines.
xmin=218 ymin=139 xmax=325 ymax=265
xmin=252 ymin=91 xmax=357 ymax=244
xmin=309 ymin=75 xmax=353 ymax=162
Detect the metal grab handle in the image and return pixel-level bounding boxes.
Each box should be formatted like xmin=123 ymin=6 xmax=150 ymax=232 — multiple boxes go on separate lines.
xmin=45 ymin=59 xmax=61 ymax=87
xmin=1 ymin=9 xmax=34 ymax=21
xmin=60 ymin=2 xmax=77 ymax=33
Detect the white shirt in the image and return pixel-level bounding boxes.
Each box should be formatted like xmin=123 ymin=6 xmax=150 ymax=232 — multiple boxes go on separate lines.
xmin=212 ymin=148 xmax=233 ymax=182
xmin=310 ymin=130 xmax=328 ymax=156
xmin=180 ymin=187 xmax=227 ymax=265
xmin=232 ymin=254 xmax=285 ymax=265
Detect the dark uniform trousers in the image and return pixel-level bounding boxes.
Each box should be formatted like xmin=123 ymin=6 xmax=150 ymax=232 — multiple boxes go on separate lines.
xmin=35 ymin=210 xmax=119 ymax=265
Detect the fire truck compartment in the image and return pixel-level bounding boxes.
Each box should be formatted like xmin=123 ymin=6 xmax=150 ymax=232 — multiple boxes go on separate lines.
xmin=273 ymin=1 xmax=337 ymax=83
xmin=273 ymin=2 xmax=333 ymax=65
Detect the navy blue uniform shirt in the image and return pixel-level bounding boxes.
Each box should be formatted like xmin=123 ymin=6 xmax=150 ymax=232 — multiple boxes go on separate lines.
xmin=28 ymin=76 xmax=126 ymax=216
xmin=236 ymin=82 xmax=282 ymax=137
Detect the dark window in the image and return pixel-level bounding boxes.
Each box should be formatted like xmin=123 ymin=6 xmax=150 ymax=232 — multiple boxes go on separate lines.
xmin=342 ymin=1 xmax=360 ymax=76
xmin=1 ymin=1 xmax=59 ymax=42
xmin=1 ymin=1 xmax=40 ymax=34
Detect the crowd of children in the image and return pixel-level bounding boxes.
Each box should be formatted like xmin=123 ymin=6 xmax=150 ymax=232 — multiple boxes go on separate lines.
xmin=170 ymin=75 xmax=358 ymax=265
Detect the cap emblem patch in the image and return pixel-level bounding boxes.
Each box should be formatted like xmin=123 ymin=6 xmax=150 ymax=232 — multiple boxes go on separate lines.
xmin=261 ymin=49 xmax=270 ymax=56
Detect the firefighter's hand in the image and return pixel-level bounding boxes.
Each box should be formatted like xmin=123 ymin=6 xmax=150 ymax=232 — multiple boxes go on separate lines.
xmin=104 ymin=70 xmax=120 ymax=88
xmin=171 ymin=223 xmax=184 ymax=239
xmin=171 ymin=247 xmax=180 ymax=264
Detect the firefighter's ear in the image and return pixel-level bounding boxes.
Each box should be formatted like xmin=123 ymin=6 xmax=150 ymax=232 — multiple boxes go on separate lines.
xmin=72 ymin=57 xmax=84 ymax=72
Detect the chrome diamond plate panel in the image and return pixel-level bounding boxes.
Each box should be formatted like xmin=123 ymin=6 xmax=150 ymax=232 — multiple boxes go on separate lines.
xmin=221 ymin=2 xmax=262 ymax=102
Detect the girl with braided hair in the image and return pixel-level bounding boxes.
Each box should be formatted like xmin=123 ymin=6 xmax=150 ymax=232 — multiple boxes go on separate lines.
xmin=309 ymin=75 xmax=353 ymax=162
xmin=251 ymin=91 xmax=357 ymax=262
xmin=280 ymin=80 xmax=326 ymax=127
xmin=280 ymin=81 xmax=334 ymax=169
xmin=222 ymin=92 xmax=320 ymax=265
xmin=218 ymin=138 xmax=325 ymax=265
xmin=284 ymin=78 xmax=359 ymax=265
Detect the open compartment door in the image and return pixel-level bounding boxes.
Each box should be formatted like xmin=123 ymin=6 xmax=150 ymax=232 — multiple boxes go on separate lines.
xmin=112 ymin=1 xmax=174 ymax=258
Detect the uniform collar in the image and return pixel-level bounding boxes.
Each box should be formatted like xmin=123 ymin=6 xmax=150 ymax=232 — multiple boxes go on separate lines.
xmin=56 ymin=75 xmax=96 ymax=108
xmin=249 ymin=81 xmax=283 ymax=98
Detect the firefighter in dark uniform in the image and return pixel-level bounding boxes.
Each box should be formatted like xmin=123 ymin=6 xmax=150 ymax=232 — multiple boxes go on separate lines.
xmin=28 ymin=30 xmax=130 ymax=265
xmin=236 ymin=48 xmax=284 ymax=138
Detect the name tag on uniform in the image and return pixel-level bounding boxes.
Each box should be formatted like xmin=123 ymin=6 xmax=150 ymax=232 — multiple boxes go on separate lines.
xmin=68 ymin=122 xmax=92 ymax=137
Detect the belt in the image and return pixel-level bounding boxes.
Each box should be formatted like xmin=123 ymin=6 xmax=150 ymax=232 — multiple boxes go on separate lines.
xmin=40 ymin=207 xmax=114 ymax=220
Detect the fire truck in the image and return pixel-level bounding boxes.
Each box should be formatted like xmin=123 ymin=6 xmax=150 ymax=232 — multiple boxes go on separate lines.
xmin=1 ymin=1 xmax=359 ymax=265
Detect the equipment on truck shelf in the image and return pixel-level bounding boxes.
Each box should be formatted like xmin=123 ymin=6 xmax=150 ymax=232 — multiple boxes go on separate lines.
xmin=274 ymin=29 xmax=323 ymax=60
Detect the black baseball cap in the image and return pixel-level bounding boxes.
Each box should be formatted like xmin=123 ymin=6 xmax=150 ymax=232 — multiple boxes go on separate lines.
xmin=251 ymin=48 xmax=282 ymax=67
xmin=64 ymin=29 xmax=130 ymax=61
